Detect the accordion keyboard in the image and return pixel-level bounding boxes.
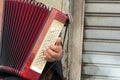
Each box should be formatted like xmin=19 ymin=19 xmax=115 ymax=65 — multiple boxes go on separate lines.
xmin=30 ymin=20 xmax=64 ymax=73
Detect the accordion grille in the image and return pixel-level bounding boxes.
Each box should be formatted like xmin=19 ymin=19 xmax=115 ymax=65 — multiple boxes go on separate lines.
xmin=0 ymin=0 xmax=49 ymax=74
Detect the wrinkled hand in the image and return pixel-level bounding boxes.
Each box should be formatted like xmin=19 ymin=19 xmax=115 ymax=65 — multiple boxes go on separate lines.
xmin=43 ymin=37 xmax=63 ymax=62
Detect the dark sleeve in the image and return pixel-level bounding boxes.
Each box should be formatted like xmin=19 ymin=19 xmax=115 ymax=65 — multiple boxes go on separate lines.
xmin=40 ymin=61 xmax=63 ymax=80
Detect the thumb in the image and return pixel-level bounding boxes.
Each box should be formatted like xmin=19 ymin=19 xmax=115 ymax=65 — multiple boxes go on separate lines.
xmin=55 ymin=37 xmax=61 ymax=46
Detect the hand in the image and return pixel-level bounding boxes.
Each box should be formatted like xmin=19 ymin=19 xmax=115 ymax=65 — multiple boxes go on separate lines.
xmin=43 ymin=37 xmax=63 ymax=62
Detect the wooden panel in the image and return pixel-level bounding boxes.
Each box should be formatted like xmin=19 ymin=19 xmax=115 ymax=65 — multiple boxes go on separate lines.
xmin=84 ymin=29 xmax=120 ymax=40
xmin=86 ymin=3 xmax=120 ymax=13
xmin=68 ymin=0 xmax=85 ymax=80
xmin=61 ymin=0 xmax=69 ymax=13
xmin=83 ymin=53 xmax=120 ymax=65
xmin=85 ymin=16 xmax=120 ymax=27
xmin=84 ymin=41 xmax=120 ymax=52
xmin=82 ymin=65 xmax=120 ymax=77
xmin=36 ymin=0 xmax=62 ymax=10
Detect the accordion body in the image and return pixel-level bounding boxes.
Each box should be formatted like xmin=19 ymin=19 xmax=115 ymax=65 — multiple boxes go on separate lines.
xmin=0 ymin=0 xmax=68 ymax=80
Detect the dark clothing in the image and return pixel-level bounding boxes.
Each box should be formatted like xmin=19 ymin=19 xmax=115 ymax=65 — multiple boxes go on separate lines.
xmin=0 ymin=61 xmax=63 ymax=80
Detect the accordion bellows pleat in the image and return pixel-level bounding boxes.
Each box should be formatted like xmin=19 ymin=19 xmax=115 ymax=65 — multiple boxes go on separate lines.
xmin=0 ymin=0 xmax=68 ymax=80
xmin=0 ymin=0 xmax=49 ymax=72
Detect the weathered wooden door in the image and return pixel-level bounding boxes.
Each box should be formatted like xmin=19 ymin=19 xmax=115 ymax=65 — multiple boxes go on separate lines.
xmin=82 ymin=0 xmax=120 ymax=80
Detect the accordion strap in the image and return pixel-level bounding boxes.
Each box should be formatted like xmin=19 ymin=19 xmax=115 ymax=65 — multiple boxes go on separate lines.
xmin=62 ymin=18 xmax=70 ymax=47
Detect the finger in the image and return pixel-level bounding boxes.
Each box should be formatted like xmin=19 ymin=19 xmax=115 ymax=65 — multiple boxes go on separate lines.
xmin=50 ymin=45 xmax=61 ymax=53
xmin=46 ymin=48 xmax=58 ymax=58
xmin=44 ymin=50 xmax=56 ymax=62
xmin=46 ymin=47 xmax=62 ymax=61
xmin=55 ymin=37 xmax=61 ymax=46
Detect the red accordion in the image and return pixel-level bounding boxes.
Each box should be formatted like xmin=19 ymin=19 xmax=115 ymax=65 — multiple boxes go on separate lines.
xmin=0 ymin=0 xmax=68 ymax=80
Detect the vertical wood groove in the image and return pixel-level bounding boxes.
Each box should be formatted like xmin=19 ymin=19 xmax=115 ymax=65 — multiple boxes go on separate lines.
xmin=69 ymin=0 xmax=85 ymax=80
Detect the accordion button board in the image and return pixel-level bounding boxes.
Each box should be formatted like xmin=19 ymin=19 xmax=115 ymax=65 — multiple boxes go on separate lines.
xmin=30 ymin=20 xmax=64 ymax=73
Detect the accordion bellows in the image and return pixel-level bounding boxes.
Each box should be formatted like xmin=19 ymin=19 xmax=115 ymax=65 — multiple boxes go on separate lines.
xmin=0 ymin=0 xmax=68 ymax=80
